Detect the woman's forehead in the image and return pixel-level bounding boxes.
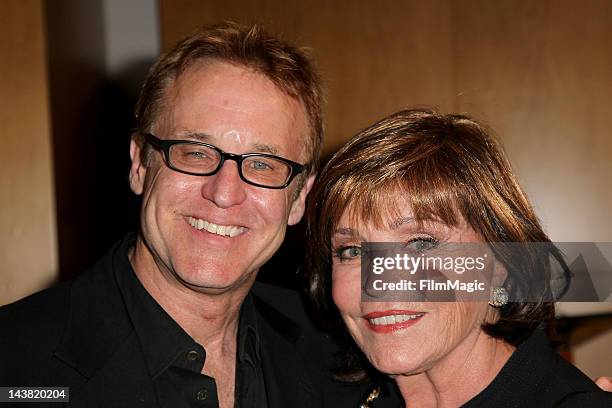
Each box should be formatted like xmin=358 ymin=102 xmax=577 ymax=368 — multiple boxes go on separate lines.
xmin=335 ymin=187 xmax=459 ymax=230
xmin=337 ymin=200 xmax=410 ymax=230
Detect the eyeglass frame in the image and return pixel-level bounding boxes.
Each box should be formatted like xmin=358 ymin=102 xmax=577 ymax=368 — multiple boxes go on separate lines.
xmin=143 ymin=133 xmax=305 ymax=189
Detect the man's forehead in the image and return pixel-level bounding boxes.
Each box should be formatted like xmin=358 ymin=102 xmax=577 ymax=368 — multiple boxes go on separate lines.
xmin=173 ymin=61 xmax=284 ymax=102
xmin=154 ymin=61 xmax=310 ymax=160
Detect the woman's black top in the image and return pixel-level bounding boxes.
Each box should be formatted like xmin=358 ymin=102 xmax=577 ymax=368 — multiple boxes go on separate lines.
xmin=365 ymin=328 xmax=612 ymax=407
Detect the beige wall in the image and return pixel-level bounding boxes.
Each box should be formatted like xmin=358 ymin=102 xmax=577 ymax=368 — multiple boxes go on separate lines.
xmin=0 ymin=0 xmax=57 ymax=305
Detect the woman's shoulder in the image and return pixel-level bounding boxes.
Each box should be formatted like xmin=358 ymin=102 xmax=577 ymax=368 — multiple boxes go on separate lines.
xmin=524 ymin=331 xmax=608 ymax=401
xmin=554 ymin=390 xmax=612 ymax=407
xmin=544 ymin=357 xmax=612 ymax=407
xmin=464 ymin=328 xmax=611 ymax=407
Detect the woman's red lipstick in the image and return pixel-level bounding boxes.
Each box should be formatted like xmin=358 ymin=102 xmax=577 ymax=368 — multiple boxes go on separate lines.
xmin=363 ymin=310 xmax=425 ymax=333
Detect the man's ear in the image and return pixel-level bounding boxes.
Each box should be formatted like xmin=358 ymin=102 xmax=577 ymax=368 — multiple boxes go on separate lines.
xmin=129 ymin=135 xmax=147 ymax=195
xmin=288 ymin=174 xmax=316 ymax=226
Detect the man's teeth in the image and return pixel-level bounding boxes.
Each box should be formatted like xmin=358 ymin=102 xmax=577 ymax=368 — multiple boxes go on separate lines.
xmin=368 ymin=314 xmax=424 ymax=325
xmin=188 ymin=217 xmax=245 ymax=237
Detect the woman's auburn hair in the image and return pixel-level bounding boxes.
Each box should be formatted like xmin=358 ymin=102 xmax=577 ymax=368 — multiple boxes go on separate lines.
xmin=304 ymin=108 xmax=569 ymax=382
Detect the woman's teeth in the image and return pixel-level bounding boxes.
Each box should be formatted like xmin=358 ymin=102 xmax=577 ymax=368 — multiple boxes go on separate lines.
xmin=368 ymin=314 xmax=424 ymax=325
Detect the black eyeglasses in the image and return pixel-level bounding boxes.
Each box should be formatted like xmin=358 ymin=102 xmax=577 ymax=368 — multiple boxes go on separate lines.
xmin=144 ymin=133 xmax=305 ymax=189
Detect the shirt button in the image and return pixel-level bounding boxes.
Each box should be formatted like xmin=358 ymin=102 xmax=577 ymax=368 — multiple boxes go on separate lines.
xmin=187 ymin=350 xmax=199 ymax=361
xmin=196 ymin=388 xmax=208 ymax=401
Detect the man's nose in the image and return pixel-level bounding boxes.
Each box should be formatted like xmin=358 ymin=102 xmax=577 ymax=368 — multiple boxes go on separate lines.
xmin=200 ymin=161 xmax=247 ymax=208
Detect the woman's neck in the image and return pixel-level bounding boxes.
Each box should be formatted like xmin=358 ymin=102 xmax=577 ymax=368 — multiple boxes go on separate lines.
xmin=394 ymin=330 xmax=514 ymax=408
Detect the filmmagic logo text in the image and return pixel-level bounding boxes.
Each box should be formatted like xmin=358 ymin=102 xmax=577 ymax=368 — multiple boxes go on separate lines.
xmin=372 ymin=278 xmax=486 ymax=293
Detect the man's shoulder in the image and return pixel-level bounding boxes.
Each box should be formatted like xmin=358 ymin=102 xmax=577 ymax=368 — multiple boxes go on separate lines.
xmin=250 ymin=281 xmax=326 ymax=337
xmin=0 ymin=239 xmax=131 ymax=386
xmin=0 ymin=244 xmax=118 ymax=333
xmin=0 ymin=283 xmax=76 ymax=384
xmin=251 ymin=281 xmax=342 ymax=360
xmin=1 ymin=234 xmax=130 ymax=320
xmin=251 ymin=280 xmax=302 ymax=301
xmin=0 ymin=282 xmax=71 ymax=335
xmin=251 ymin=281 xmax=309 ymax=319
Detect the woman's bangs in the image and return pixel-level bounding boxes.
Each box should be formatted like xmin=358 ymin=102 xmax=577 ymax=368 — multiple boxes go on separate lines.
xmin=329 ymin=163 xmax=462 ymax=232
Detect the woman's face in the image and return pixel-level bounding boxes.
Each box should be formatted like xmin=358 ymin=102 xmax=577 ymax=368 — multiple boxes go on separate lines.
xmin=331 ymin=197 xmax=496 ymax=376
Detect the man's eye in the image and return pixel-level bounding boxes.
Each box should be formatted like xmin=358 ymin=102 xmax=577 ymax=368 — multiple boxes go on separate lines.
xmin=249 ymin=160 xmax=273 ymax=171
xmin=185 ymin=150 xmax=212 ymax=160
xmin=407 ymin=237 xmax=437 ymax=252
xmin=334 ymin=246 xmax=362 ymax=261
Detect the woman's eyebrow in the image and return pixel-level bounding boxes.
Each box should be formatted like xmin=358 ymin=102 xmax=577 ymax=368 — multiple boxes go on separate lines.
xmin=333 ymin=227 xmax=358 ymax=237
xmin=389 ymin=217 xmax=416 ymax=230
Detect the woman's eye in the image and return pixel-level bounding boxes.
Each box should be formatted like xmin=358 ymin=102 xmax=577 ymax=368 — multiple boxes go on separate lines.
xmin=407 ymin=237 xmax=437 ymax=252
xmin=334 ymin=246 xmax=362 ymax=261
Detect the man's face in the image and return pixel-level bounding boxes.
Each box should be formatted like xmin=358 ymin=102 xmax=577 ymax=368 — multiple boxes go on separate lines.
xmin=129 ymin=61 xmax=314 ymax=294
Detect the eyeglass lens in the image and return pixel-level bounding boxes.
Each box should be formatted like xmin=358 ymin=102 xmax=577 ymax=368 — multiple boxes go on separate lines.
xmin=169 ymin=143 xmax=292 ymax=187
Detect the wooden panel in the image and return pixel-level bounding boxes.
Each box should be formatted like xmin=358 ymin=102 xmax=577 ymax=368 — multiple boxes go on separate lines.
xmin=0 ymin=0 xmax=57 ymax=305
xmin=160 ymin=0 xmax=456 ymax=155
xmin=453 ymin=0 xmax=612 ymax=241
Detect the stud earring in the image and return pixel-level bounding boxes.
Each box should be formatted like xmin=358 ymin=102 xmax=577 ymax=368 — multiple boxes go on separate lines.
xmin=489 ymin=287 xmax=509 ymax=307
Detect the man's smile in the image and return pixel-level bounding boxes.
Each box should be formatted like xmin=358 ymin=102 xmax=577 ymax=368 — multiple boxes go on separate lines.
xmin=187 ymin=216 xmax=247 ymax=237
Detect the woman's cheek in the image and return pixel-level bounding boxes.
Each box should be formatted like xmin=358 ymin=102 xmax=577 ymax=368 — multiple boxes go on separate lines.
xmin=331 ymin=266 xmax=361 ymax=315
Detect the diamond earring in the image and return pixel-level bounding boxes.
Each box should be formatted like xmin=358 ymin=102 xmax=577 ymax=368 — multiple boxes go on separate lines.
xmin=489 ymin=287 xmax=509 ymax=307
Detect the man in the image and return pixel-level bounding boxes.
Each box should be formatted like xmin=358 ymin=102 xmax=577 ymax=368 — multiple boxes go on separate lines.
xmin=0 ymin=23 xmax=362 ymax=407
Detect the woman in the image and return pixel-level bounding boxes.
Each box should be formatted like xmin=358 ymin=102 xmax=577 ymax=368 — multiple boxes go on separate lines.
xmin=306 ymin=109 xmax=612 ymax=407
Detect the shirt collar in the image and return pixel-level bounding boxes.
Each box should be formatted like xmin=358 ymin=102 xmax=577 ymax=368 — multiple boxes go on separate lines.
xmin=114 ymin=245 xmax=195 ymax=378
xmin=237 ymin=291 xmax=262 ymax=363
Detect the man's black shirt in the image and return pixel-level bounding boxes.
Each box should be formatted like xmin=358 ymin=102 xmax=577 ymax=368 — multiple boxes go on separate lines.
xmin=115 ymin=235 xmax=267 ymax=407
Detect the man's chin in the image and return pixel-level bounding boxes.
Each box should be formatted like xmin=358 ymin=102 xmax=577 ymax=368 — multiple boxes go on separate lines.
xmin=175 ymin=269 xmax=257 ymax=295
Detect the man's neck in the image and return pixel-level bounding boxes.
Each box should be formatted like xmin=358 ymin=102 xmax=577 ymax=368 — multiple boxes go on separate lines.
xmin=129 ymin=243 xmax=251 ymax=344
xmin=129 ymin=241 xmax=256 ymax=408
